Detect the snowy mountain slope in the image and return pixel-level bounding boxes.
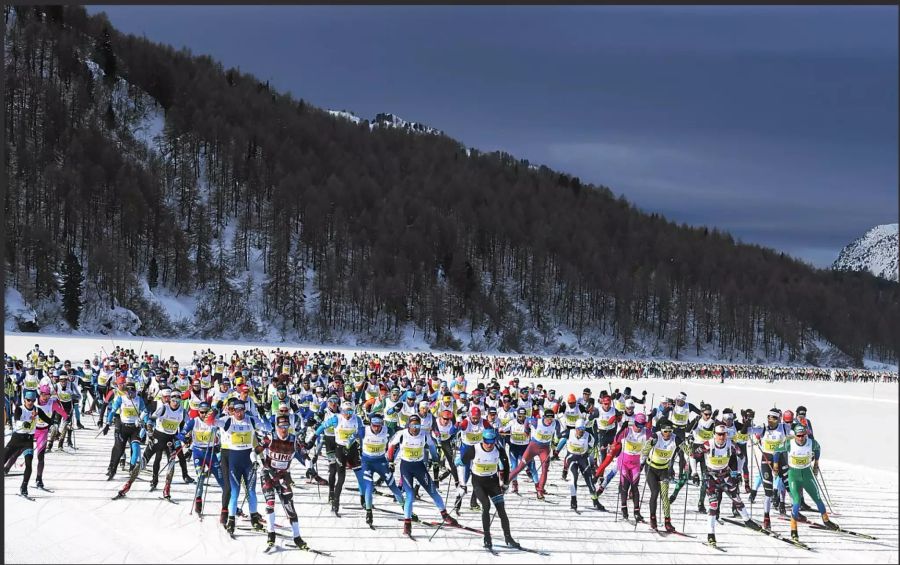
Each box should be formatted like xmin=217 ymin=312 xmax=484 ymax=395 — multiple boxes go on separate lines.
xmin=832 ymin=223 xmax=899 ymax=282
xmin=4 ymin=336 xmax=898 ymax=563
xmin=327 ymin=109 xmax=444 ymax=135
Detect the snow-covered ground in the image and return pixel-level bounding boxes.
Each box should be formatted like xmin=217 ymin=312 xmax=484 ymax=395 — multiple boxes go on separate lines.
xmin=4 ymin=334 xmax=898 ymax=563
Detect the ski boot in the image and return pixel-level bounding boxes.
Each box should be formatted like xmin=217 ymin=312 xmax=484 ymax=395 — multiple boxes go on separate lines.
xmin=778 ymin=500 xmax=787 ymax=515
xmin=35 ymin=478 xmax=45 ymax=490
xmin=505 ymin=536 xmax=520 ymax=549
xmin=744 ymin=519 xmax=762 ymax=531
xmin=561 ymin=467 xmax=568 ymax=481
xmin=592 ymin=496 xmax=604 ymax=511
xmin=194 ymin=497 xmax=203 ymax=514
xmin=822 ymin=513 xmax=839 ymax=530
xmin=330 ymin=499 xmax=340 ymax=516
xmin=634 ymin=509 xmax=644 ymax=523
xmin=441 ymin=509 xmax=460 ymax=527
xmin=691 ymin=473 xmax=700 ymax=486
xmin=20 ymin=485 xmax=28 ymax=497
xmin=511 ymin=480 xmax=519 ymax=495
xmin=707 ymin=533 xmax=717 ymax=547
xmin=360 ymin=494 xmax=366 ymax=508
xmin=483 ymin=536 xmax=492 ymax=550
xmin=225 ymin=516 xmax=236 ymax=535
xmin=748 ymin=489 xmax=757 ymax=504
xmin=799 ymin=499 xmax=814 ymax=512
xmin=403 ymin=519 xmax=412 ymax=537
xmin=763 ymin=513 xmax=771 ymax=530
xmin=365 ymin=509 xmax=373 ymax=526
xmin=470 ymin=500 xmax=481 ymax=511
xmin=219 ymin=508 xmax=229 ymax=525
xmin=250 ymin=512 xmax=265 ymax=531
xmin=77 ymin=421 xmax=85 ymax=430
xmin=649 ymin=515 xmax=658 ymax=530
xmin=266 ymin=532 xmax=276 ymax=549
xmin=183 ymin=475 xmax=195 ymax=485
xmin=294 ymin=536 xmax=308 ymax=550
xmin=621 ymin=507 xmax=629 ymax=521
xmin=697 ymin=502 xmax=706 ymax=514
xmin=790 ymin=519 xmax=800 ymax=541
xmin=148 ymin=481 xmax=158 ymax=492
xmin=664 ymin=518 xmax=676 ymax=533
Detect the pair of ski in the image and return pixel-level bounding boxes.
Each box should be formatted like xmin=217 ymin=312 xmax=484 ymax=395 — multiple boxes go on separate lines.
xmin=720 ymin=517 xmax=812 ymax=551
xmin=236 ymin=525 xmax=332 ymax=557
xmin=484 ymin=543 xmax=550 ymax=557
xmin=776 ymin=516 xmax=878 ymax=540
xmin=19 ymin=485 xmax=54 ymax=500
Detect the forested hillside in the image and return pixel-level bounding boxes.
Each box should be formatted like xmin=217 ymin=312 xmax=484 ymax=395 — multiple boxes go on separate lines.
xmin=4 ymin=6 xmax=898 ymax=366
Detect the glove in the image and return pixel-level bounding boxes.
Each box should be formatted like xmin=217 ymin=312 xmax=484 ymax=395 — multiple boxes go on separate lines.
xmin=813 ymin=462 xmax=819 ymax=476
xmin=102 ymin=424 xmax=110 ymax=435
xmin=454 ymin=456 xmax=463 ymax=467
xmin=730 ymin=470 xmax=740 ymax=478
xmin=145 ymin=422 xmax=154 ymax=432
xmin=772 ymin=462 xmax=780 ymax=473
xmin=641 ymin=390 xmax=647 ymax=397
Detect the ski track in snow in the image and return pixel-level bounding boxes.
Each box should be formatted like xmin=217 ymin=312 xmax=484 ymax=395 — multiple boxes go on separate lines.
xmin=4 ymin=334 xmax=898 ymax=563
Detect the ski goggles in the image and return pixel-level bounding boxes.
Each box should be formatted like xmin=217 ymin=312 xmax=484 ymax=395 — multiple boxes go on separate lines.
xmin=408 ymin=423 xmax=421 ymax=431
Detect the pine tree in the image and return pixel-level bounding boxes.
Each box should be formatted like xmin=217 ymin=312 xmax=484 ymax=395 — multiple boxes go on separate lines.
xmin=148 ymin=257 xmax=159 ymax=290
xmin=62 ymin=252 xmax=84 ymax=329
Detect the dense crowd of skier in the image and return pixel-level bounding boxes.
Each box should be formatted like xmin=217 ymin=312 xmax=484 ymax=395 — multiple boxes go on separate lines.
xmin=3 ymin=344 xmax=884 ymax=554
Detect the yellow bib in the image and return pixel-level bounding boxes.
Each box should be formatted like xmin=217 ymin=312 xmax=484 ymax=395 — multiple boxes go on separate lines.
xmin=195 ymin=430 xmax=212 ymax=444
xmin=337 ymin=427 xmax=355 ymax=443
xmin=231 ymin=431 xmax=253 ymax=447
xmin=402 ymin=445 xmax=423 ymax=460
xmin=161 ymin=419 xmax=180 ymax=433
xmin=511 ymin=431 xmax=528 ymax=443
xmin=364 ymin=441 xmax=386 ymax=456
xmin=474 ymin=461 xmax=497 ymax=475
xmin=122 ymin=406 xmax=138 ymax=419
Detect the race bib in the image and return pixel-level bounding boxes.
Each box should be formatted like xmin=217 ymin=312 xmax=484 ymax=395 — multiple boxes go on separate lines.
xmin=465 ymin=430 xmax=483 ymax=444
xmin=231 ymin=431 xmax=253 ymax=447
xmin=697 ymin=429 xmax=714 ymax=441
xmin=122 ymin=406 xmax=138 ymax=419
xmin=763 ymin=438 xmax=782 ymax=452
xmin=623 ymin=440 xmax=643 ymax=455
xmin=402 ymin=445 xmax=423 ymax=460
xmin=194 ymin=430 xmax=212 ymax=444
xmin=364 ymin=441 xmax=386 ymax=456
xmin=337 ymin=428 xmax=355 ymax=443
xmin=474 ymin=462 xmax=497 ymax=475
xmin=535 ymin=430 xmax=553 ymax=442
xmin=707 ymin=454 xmax=730 ymax=468
xmin=511 ymin=431 xmax=528 ymax=443
xmin=161 ymin=419 xmax=179 ymax=433
xmin=790 ymin=454 xmax=811 ymax=467
xmin=650 ymin=447 xmax=674 ymax=465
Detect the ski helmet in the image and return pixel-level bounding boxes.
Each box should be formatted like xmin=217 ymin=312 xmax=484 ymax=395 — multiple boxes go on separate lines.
xmin=469 ymin=406 xmax=481 ymax=419
xmin=633 ymin=413 xmax=647 ymax=427
xmin=714 ymin=424 xmax=727 ymax=435
xmin=624 ymin=398 xmax=635 ymax=410
xmin=567 ymin=393 xmax=577 ymax=404
xmin=782 ymin=410 xmax=794 ymax=424
xmin=575 ymin=418 xmax=586 ymax=431
xmin=482 ymin=428 xmax=498 ymax=444
xmin=38 ymin=384 xmax=51 ymax=395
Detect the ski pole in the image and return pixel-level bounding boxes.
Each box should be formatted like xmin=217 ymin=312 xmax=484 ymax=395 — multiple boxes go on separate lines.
xmin=813 ymin=470 xmax=835 ymax=514
xmin=190 ymin=442 xmax=212 ymax=516
xmin=817 ymin=466 xmax=835 ymax=509
xmin=634 ymin=467 xmax=648 ymax=531
xmin=682 ymin=468 xmax=689 ymax=533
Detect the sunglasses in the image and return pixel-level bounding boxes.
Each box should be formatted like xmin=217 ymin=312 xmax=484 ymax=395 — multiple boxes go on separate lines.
xmin=714 ymin=432 xmax=726 ymax=436
xmin=702 ymin=412 xmax=712 ymax=416
xmin=409 ymin=424 xmax=421 ymax=430
xmin=661 ymin=428 xmax=673 ymax=433
xmin=23 ymin=397 xmax=35 ymax=402
xmin=276 ymin=424 xmax=290 ymax=430
xmin=796 ymin=433 xmax=807 ymax=437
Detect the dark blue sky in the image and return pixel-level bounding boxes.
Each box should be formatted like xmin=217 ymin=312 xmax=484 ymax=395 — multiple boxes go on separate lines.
xmin=88 ymin=6 xmax=898 ymax=268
